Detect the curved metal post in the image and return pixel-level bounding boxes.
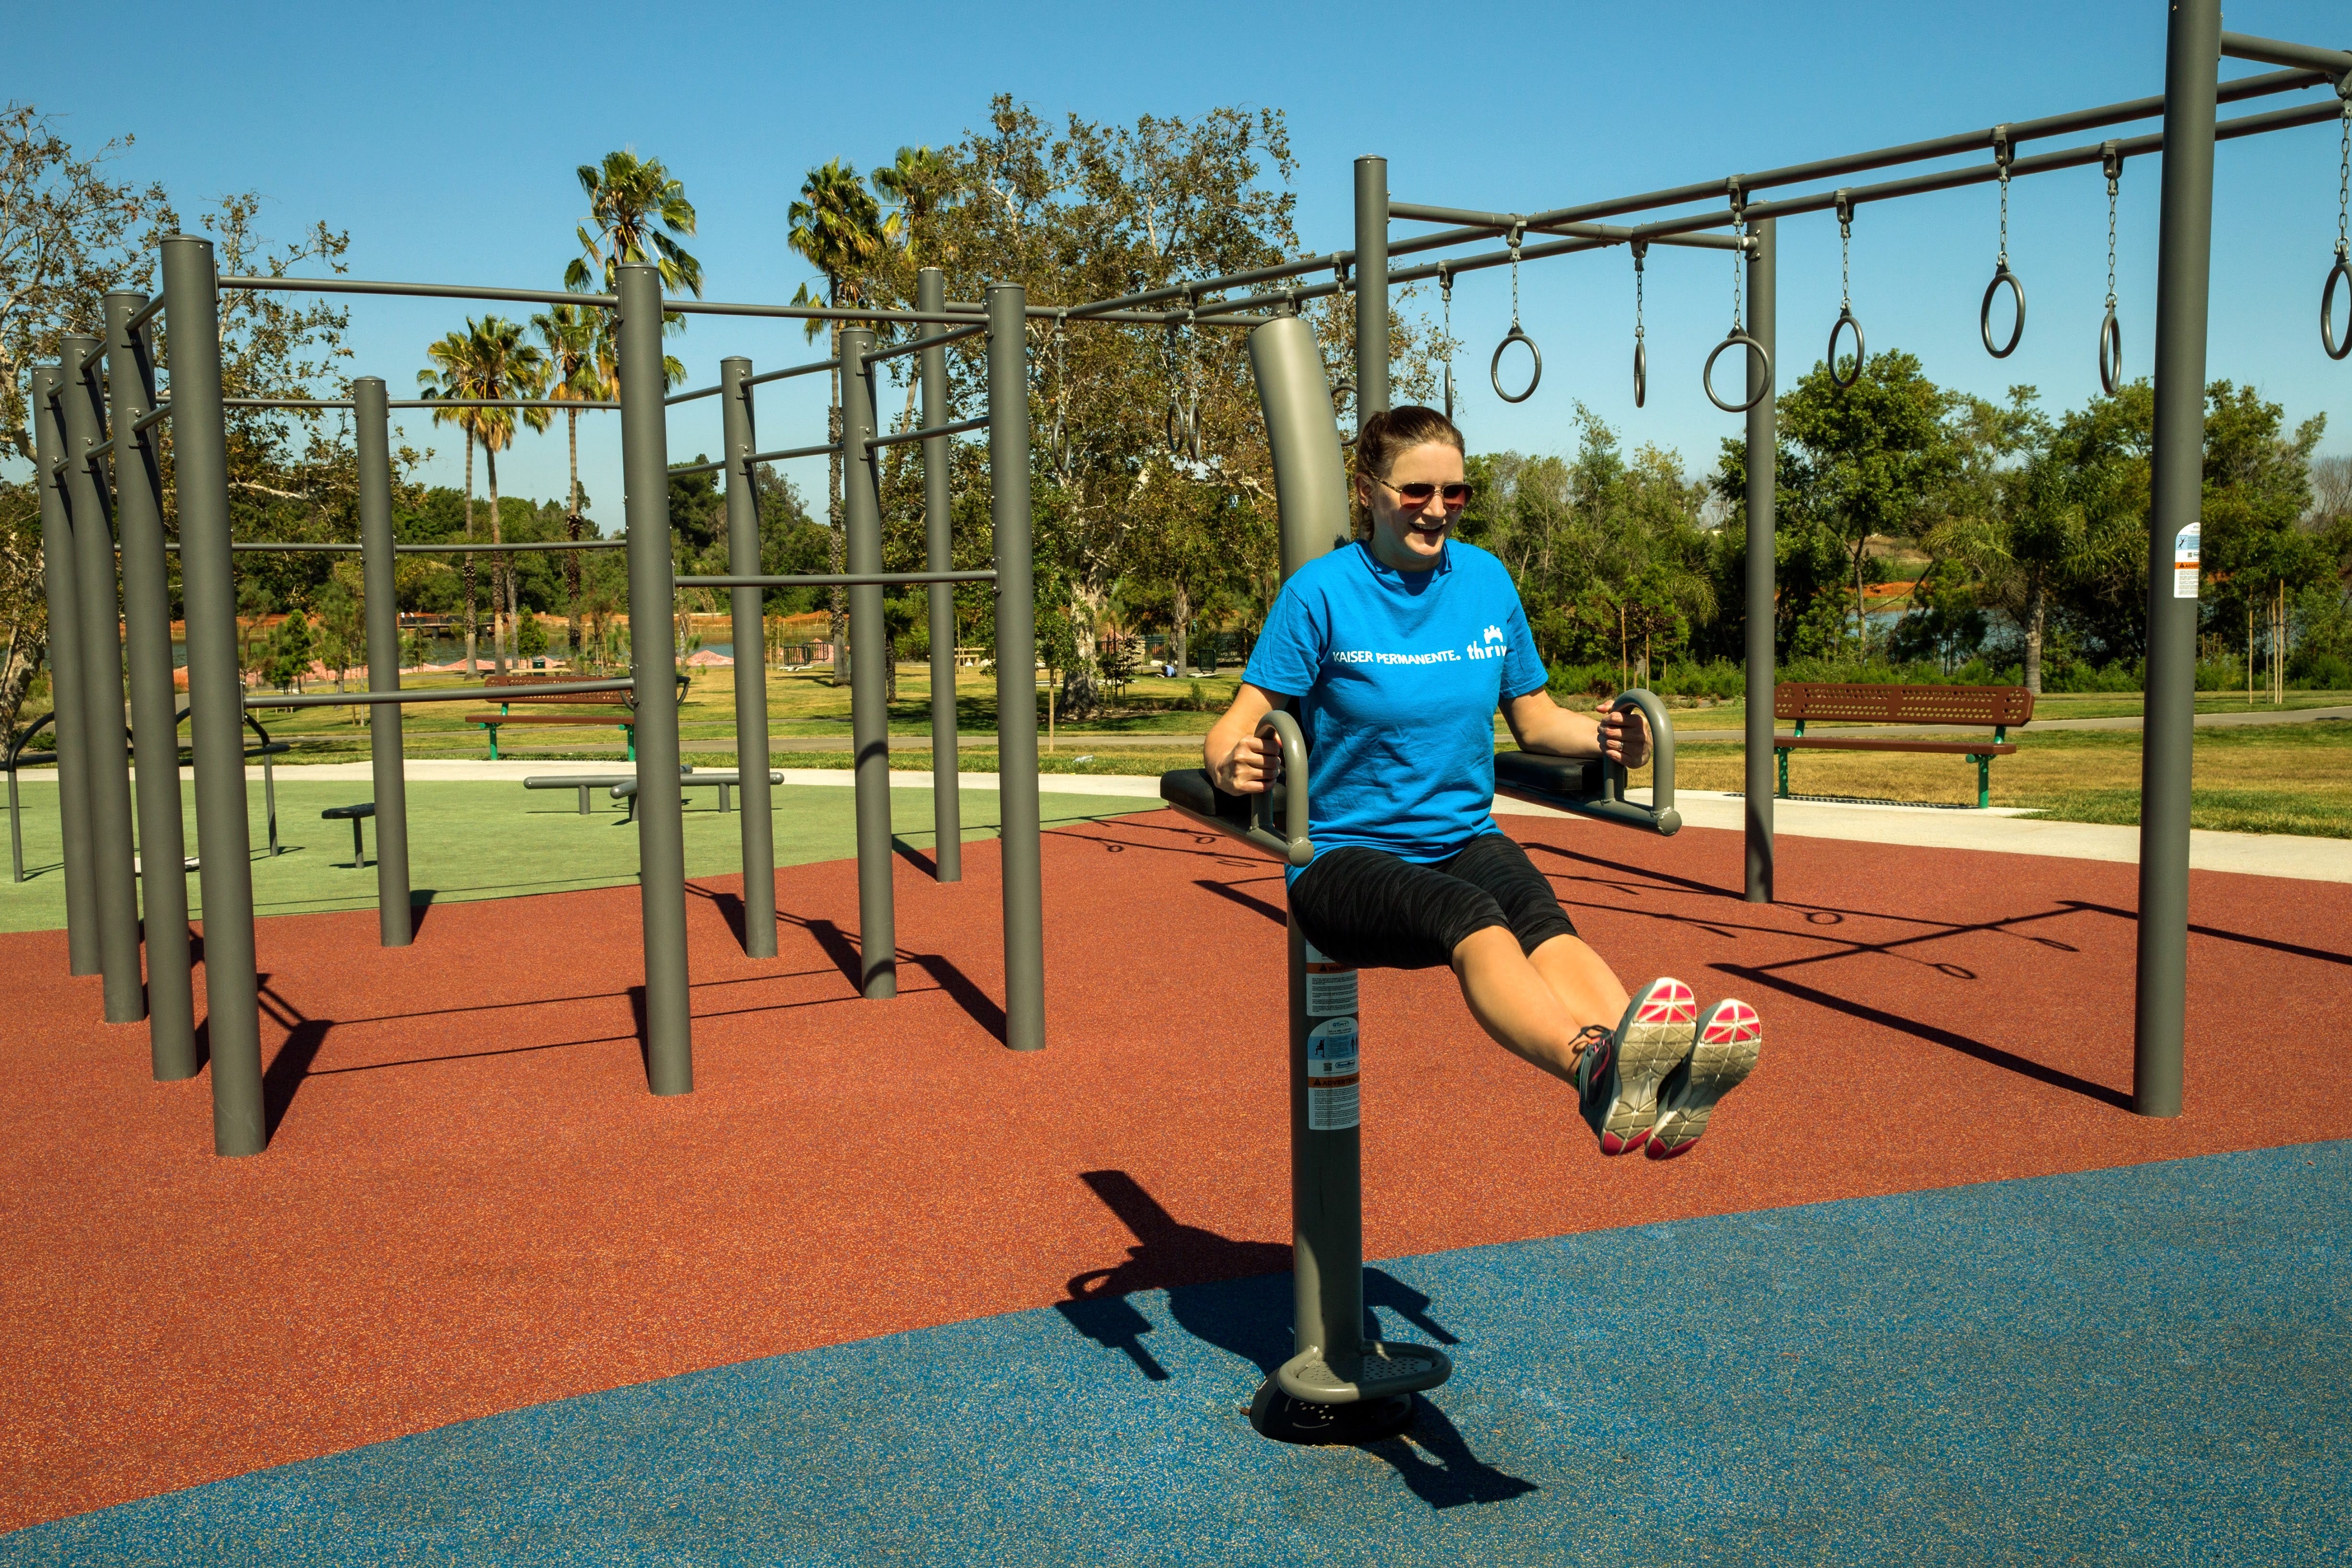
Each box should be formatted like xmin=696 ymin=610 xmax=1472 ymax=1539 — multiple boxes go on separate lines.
xmin=721 ymin=357 xmax=776 ymax=957
xmin=163 ymin=234 xmax=266 ymax=1156
xmin=988 ymin=283 xmax=1044 ymax=1051
xmin=355 ymin=378 xmax=411 ymax=946
xmin=2134 ymin=0 xmax=2221 ymax=1118
xmin=618 ymin=262 xmax=692 ymax=1094
xmin=32 ymin=365 xmax=99 ymax=975
xmin=1743 ymin=218 xmax=1777 ymax=904
xmin=918 ymin=267 xmax=961 ymax=882
xmin=60 ymin=335 xmax=145 ymax=1023
xmin=107 ymin=292 xmax=196 ymax=1073
xmin=841 ymin=328 xmax=895 ymax=999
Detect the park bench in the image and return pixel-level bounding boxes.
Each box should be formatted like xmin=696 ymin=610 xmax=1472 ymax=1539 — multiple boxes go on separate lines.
xmin=465 ymin=671 xmax=689 ymax=760
xmin=1774 ymin=682 xmax=2035 ymax=809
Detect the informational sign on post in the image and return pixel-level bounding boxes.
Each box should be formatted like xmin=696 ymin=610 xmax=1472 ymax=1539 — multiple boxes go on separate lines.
xmin=2174 ymin=522 xmax=2200 ymax=600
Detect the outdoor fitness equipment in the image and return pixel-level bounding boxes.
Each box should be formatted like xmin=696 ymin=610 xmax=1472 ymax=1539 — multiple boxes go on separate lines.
xmin=1160 ymin=315 xmax=1682 ymax=1445
xmin=1982 ymin=127 xmax=2027 ymax=358
xmin=1490 ymin=225 xmax=1542 ymax=403
xmin=34 ymin=253 xmax=1044 ymax=1156
xmin=2326 ymin=97 xmax=2351 ymax=360
xmin=1343 ymin=15 xmax=2351 ymax=1124
xmin=1829 ymin=192 xmax=1865 ymax=390
xmin=1703 ymin=196 xmax=1772 ymax=413
xmin=2100 ymin=143 xmax=2127 ymax=394
xmin=1631 ymin=242 xmax=1649 ymax=407
xmin=1164 ymin=315 xmax=1203 ymax=462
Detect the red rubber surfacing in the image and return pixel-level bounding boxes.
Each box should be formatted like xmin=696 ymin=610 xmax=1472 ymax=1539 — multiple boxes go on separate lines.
xmin=2 ymin=810 xmax=2348 ymax=1531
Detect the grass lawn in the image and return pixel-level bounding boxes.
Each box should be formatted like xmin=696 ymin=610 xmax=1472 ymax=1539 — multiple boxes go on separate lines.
xmin=0 ymin=777 xmax=1159 ymax=935
xmin=1654 ymin=720 xmax=2352 ymax=838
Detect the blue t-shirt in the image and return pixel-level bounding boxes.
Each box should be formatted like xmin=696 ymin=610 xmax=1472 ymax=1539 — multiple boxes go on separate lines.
xmin=1241 ymin=539 xmax=1547 ymax=873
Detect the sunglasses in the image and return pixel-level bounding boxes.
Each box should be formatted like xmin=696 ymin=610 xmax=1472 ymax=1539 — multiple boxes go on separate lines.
xmin=1376 ymin=477 xmax=1475 ymax=510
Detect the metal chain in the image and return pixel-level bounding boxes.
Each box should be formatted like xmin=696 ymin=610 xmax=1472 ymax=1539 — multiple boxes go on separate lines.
xmin=1441 ymin=263 xmax=1454 ymax=342
xmin=1633 ymin=243 xmax=1646 ymax=341
xmin=1730 ymin=218 xmax=1746 ymax=331
xmin=2338 ymin=99 xmax=2350 ymax=263
xmin=1839 ymin=213 xmax=1853 ymax=312
xmin=1507 ymin=222 xmax=1525 ymax=329
xmin=1994 ymin=126 xmax=2013 ymax=268
xmin=2105 ymin=167 xmax=2120 ymax=311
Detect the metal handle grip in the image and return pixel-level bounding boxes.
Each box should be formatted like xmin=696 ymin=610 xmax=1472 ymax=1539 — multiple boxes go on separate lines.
xmin=1251 ymin=709 xmax=1314 ymax=867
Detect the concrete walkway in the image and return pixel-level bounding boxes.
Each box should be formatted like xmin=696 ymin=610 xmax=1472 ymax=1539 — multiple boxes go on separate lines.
xmin=17 ymin=760 xmax=2345 ymax=884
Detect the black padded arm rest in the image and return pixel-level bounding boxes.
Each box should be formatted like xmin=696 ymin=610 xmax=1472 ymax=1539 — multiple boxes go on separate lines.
xmin=1160 ymin=768 xmax=1254 ymax=831
xmin=1493 ymin=750 xmax=1602 ymax=802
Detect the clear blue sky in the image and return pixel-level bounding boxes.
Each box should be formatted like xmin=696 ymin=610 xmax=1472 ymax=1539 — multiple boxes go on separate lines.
xmin=13 ymin=0 xmax=2350 ymax=529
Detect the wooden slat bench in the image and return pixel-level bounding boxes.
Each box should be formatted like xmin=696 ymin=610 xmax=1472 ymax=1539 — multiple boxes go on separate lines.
xmin=463 ymin=671 xmax=689 ymax=760
xmin=1775 ymin=682 xmax=2035 ymax=809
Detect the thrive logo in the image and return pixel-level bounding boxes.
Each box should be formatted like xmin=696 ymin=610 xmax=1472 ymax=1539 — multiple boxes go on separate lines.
xmin=1483 ymin=625 xmax=1505 ymax=645
xmin=1467 ymin=624 xmax=1509 ymax=661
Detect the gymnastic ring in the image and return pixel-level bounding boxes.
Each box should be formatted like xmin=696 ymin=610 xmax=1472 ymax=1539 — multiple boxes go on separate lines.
xmin=1702 ymin=331 xmax=1771 ymax=413
xmin=2324 ymin=256 xmax=2352 ymax=361
xmin=2097 ymin=306 xmax=2123 ymax=396
xmin=1633 ymin=338 xmax=1647 ymax=408
xmin=1490 ymin=326 xmax=1541 ymax=403
xmin=1981 ymin=265 xmax=2025 ymax=359
xmin=1443 ymin=362 xmax=1455 ymax=422
xmin=1828 ymin=308 xmax=1865 ymax=390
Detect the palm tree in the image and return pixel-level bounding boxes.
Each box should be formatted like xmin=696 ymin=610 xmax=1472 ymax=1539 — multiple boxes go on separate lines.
xmin=566 ymin=150 xmax=703 ymax=297
xmin=872 ymin=145 xmax=955 ymax=268
xmin=533 ymin=302 xmax=603 ymax=664
xmin=420 ymin=318 xmax=549 ymax=679
xmin=418 ymin=333 xmax=485 ymax=674
xmin=789 ymin=158 xmax=890 ymax=678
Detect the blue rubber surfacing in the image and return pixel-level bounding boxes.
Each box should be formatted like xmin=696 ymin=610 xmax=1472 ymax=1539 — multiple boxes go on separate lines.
xmin=11 ymin=1143 xmax=2348 ymax=1566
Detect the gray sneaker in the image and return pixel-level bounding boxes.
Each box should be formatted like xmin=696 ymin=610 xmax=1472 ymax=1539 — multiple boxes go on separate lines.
xmin=1577 ymin=977 xmax=1697 ymax=1155
xmin=1647 ymin=998 xmax=1762 ymax=1158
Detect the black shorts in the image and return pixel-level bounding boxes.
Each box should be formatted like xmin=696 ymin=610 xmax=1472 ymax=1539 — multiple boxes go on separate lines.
xmin=1287 ymin=833 xmax=1578 ymax=972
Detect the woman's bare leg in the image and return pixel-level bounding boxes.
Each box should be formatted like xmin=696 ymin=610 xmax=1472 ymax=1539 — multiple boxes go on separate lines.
xmin=1449 ymin=928 xmax=1629 ymax=1086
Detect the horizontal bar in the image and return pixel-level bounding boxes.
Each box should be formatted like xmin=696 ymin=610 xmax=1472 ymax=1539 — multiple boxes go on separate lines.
xmin=133 ymin=401 xmax=171 ymax=433
xmin=125 ymin=295 xmax=166 ymax=331
xmin=1385 ymin=206 xmax=1743 ymax=253
xmin=866 ymin=415 xmax=988 ymax=449
xmin=219 ymin=275 xmax=614 ymax=308
xmin=2221 ymin=32 xmax=2352 ymax=79
xmin=656 ymin=299 xmax=969 ymax=324
xmin=664 ymin=383 xmax=723 ymax=406
xmin=673 ymin=439 xmax=843 ymax=477
xmin=82 ymin=436 xmax=117 ymax=463
xmin=1636 ymin=95 xmax=2352 ymax=241
xmin=746 ymin=358 xmax=840 ymax=389
xmin=78 ymin=340 xmax=109 ymax=374
xmin=222 ymin=397 xmax=619 ymax=412
xmin=674 ymin=570 xmax=997 ymax=589
xmin=863 ymin=324 xmax=986 ymax=365
xmin=244 ymin=677 xmax=635 ymax=710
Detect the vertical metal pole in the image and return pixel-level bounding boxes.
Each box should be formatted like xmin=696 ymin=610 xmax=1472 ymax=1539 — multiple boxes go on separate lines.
xmin=355 ymin=378 xmax=411 ymax=947
xmin=60 ymin=336 xmax=145 ymax=1024
xmin=32 ymin=365 xmax=99 ymax=974
xmin=918 ymin=267 xmax=962 ymax=883
xmin=618 ymin=263 xmax=693 ymax=1094
xmin=107 ymin=293 xmax=196 ymax=1075
xmin=163 ymin=235 xmax=265 ymax=1156
xmin=841 ymin=328 xmax=896 ymax=999
xmin=1352 ymin=156 xmax=1390 ymax=426
xmin=1290 ymin=920 xmax=1363 ymax=1373
xmin=988 ymin=284 xmax=1044 ymax=1052
xmin=721 ymin=356 xmax=775 ymax=957
xmin=1743 ymin=219 xmax=1778 ymax=905
xmin=2134 ymin=0 xmax=2219 ymax=1120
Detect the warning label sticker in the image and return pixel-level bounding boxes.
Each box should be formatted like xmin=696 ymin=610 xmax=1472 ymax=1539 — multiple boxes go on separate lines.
xmin=2174 ymin=521 xmax=2200 ymax=600
xmin=1306 ymin=1018 xmax=1360 ymax=1132
xmin=1305 ymin=965 xmax=1358 ymax=1018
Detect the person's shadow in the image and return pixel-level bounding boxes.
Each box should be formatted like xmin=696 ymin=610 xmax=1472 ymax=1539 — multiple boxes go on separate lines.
xmin=1055 ymin=1170 xmax=1536 ymax=1508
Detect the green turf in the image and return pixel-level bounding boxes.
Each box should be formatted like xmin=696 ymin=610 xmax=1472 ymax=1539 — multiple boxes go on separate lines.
xmin=0 ymin=779 xmax=1157 ymax=934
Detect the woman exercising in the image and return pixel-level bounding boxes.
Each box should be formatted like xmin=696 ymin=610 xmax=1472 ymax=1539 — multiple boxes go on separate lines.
xmin=1203 ymin=405 xmax=1760 ymax=1157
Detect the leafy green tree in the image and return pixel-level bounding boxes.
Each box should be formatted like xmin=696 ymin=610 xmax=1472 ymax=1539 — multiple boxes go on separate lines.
xmin=516 ymin=608 xmax=548 ymax=662
xmin=565 ymin=150 xmax=703 ymax=297
xmin=265 ymin=609 xmax=315 ymax=692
